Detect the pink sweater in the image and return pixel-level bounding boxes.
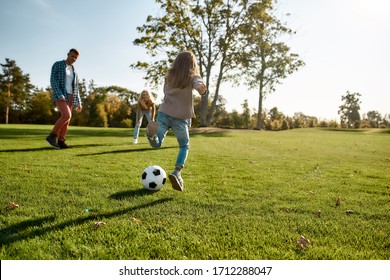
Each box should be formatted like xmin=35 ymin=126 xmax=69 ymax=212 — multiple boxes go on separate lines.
xmin=159 ymin=76 xmax=205 ymax=120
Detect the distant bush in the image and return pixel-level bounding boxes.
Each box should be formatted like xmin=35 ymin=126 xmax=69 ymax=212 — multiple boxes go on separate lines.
xmin=120 ymin=118 xmax=132 ymax=128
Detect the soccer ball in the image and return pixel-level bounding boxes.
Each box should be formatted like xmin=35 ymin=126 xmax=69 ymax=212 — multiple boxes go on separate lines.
xmin=141 ymin=165 xmax=167 ymax=191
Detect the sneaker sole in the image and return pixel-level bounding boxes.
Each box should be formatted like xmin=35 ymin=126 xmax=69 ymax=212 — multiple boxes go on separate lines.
xmin=146 ymin=121 xmax=159 ymax=137
xmin=46 ymin=139 xmax=60 ymax=149
xmin=169 ymin=174 xmax=183 ymax=191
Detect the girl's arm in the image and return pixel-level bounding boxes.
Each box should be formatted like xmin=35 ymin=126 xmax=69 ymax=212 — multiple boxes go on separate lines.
xmin=151 ymin=103 xmax=156 ymax=121
xmin=194 ymin=81 xmax=207 ymax=95
xmin=193 ymin=76 xmax=207 ymax=95
xmin=139 ymin=99 xmax=148 ymax=110
xmin=136 ymin=104 xmax=141 ymax=122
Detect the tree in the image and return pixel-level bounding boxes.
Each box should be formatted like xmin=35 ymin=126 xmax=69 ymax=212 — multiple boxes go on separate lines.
xmin=26 ymin=90 xmax=54 ymax=124
xmin=268 ymin=106 xmax=284 ymax=121
xmin=85 ymin=86 xmax=138 ymax=127
xmin=240 ymin=0 xmax=305 ymax=130
xmin=0 ymin=58 xmax=34 ymax=124
xmin=132 ymin=0 xmax=253 ymax=127
xmin=71 ymin=79 xmax=90 ymax=126
xmin=366 ymin=110 xmax=382 ymax=128
xmin=241 ymin=99 xmax=251 ymax=129
xmin=338 ymin=91 xmax=361 ymax=129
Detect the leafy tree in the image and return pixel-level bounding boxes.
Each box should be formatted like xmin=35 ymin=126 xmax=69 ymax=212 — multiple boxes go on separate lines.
xmin=85 ymin=86 xmax=138 ymax=127
xmin=208 ymin=95 xmax=229 ymax=127
xmin=241 ymin=99 xmax=251 ymax=129
xmin=70 ymin=78 xmax=89 ymax=126
xmin=0 ymin=58 xmax=34 ymax=124
xmin=26 ymin=90 xmax=54 ymax=124
xmin=280 ymin=118 xmax=289 ymax=130
xmin=231 ymin=109 xmax=244 ymax=128
xmin=338 ymin=91 xmax=361 ymax=129
xmin=88 ymin=87 xmax=108 ymax=127
xmin=292 ymin=112 xmax=318 ymax=128
xmin=240 ymin=1 xmax=305 ymax=130
xmin=366 ymin=110 xmax=382 ymax=128
xmin=132 ymin=0 xmax=253 ymax=127
xmin=105 ymin=86 xmax=140 ymax=127
xmin=268 ymin=106 xmax=284 ymax=121
xmin=382 ymin=114 xmax=390 ymax=128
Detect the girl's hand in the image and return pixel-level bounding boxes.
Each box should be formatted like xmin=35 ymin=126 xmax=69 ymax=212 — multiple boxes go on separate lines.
xmin=197 ymin=83 xmax=207 ymax=95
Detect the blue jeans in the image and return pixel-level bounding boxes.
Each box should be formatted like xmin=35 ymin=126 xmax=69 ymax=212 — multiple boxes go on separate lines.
xmin=148 ymin=112 xmax=191 ymax=167
xmin=134 ymin=110 xmax=152 ymax=139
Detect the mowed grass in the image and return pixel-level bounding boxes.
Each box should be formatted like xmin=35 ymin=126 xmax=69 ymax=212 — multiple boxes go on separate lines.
xmin=0 ymin=124 xmax=389 ymax=260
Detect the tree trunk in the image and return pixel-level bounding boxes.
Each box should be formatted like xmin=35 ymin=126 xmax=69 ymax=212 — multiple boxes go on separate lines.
xmin=199 ymin=94 xmax=208 ymax=127
xmin=5 ymin=81 xmax=10 ymax=125
xmin=256 ymin=81 xmax=264 ymax=130
xmin=206 ymin=55 xmax=226 ymax=126
xmin=206 ymin=75 xmax=221 ymax=126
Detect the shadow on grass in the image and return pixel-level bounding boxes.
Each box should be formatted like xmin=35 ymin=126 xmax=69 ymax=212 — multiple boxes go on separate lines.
xmin=0 ymin=198 xmax=172 ymax=247
xmin=0 ymin=147 xmax=55 ymax=153
xmin=320 ymin=128 xmax=390 ymax=134
xmin=0 ymin=126 xmax=131 ymax=139
xmin=76 ymin=146 xmax=174 ymax=156
xmin=109 ymin=188 xmax=162 ymax=200
xmin=0 ymin=144 xmax=110 ymax=153
xmin=320 ymin=128 xmax=365 ymax=133
xmin=378 ymin=129 xmax=390 ymax=134
xmin=0 ymin=128 xmax=48 ymax=139
xmin=189 ymin=128 xmax=231 ymax=138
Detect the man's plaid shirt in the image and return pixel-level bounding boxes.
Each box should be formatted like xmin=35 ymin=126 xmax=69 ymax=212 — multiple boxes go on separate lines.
xmin=50 ymin=60 xmax=81 ymax=107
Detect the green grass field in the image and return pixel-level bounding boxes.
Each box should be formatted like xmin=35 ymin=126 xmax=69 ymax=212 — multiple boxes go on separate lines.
xmin=0 ymin=124 xmax=389 ymax=260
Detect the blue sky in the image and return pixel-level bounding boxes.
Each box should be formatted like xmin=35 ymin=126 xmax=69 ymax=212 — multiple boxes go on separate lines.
xmin=1 ymin=0 xmax=389 ymax=120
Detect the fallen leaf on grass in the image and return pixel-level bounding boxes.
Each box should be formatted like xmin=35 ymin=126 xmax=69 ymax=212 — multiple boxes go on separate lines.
xmin=130 ymin=217 xmax=141 ymax=222
xmin=7 ymin=201 xmax=19 ymax=209
xmin=297 ymin=235 xmax=311 ymax=249
xmin=91 ymin=221 xmax=106 ymax=228
xmin=313 ymin=210 xmax=321 ymax=217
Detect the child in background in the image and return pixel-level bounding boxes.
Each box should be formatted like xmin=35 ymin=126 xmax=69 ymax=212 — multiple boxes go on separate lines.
xmin=133 ymin=90 xmax=155 ymax=144
xmin=146 ymin=51 xmax=207 ymax=191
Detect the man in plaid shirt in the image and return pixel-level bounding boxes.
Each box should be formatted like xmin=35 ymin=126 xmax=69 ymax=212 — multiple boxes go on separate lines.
xmin=46 ymin=48 xmax=82 ymax=149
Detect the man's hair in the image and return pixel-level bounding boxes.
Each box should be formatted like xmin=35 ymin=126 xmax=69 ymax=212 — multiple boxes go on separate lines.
xmin=68 ymin=48 xmax=80 ymax=55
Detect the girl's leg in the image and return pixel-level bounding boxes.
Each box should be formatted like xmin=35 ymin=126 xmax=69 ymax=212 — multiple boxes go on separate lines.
xmin=168 ymin=117 xmax=190 ymax=191
xmin=145 ymin=111 xmax=152 ymax=123
xmin=148 ymin=112 xmax=169 ymax=148
xmin=133 ymin=112 xmax=143 ymax=140
xmin=171 ymin=118 xmax=190 ymax=167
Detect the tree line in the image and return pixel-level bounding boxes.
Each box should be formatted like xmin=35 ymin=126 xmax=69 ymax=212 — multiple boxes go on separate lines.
xmin=0 ymin=58 xmax=389 ymax=130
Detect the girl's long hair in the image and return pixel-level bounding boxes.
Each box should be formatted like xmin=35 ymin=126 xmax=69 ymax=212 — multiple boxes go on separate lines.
xmin=138 ymin=89 xmax=154 ymax=103
xmin=165 ymin=51 xmax=200 ymax=89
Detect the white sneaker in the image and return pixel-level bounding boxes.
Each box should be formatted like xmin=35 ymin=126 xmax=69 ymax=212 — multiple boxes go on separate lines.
xmin=169 ymin=170 xmax=184 ymax=191
xmin=133 ymin=138 xmax=138 ymax=144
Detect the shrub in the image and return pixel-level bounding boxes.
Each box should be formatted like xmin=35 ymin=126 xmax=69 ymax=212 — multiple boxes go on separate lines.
xmin=120 ymin=118 xmax=132 ymax=128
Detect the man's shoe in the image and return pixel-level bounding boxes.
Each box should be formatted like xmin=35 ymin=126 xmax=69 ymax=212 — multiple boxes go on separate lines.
xmin=146 ymin=121 xmax=159 ymax=138
xmin=46 ymin=134 xmax=60 ymax=149
xmin=133 ymin=138 xmax=138 ymax=144
xmin=169 ymin=170 xmax=184 ymax=191
xmin=58 ymin=140 xmax=69 ymax=149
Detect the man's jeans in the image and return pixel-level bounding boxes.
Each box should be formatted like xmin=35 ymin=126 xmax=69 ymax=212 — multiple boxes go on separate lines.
xmin=148 ymin=112 xmax=190 ymax=167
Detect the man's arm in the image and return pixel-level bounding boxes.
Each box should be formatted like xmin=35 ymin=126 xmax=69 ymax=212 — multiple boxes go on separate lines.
xmin=50 ymin=61 xmax=66 ymax=101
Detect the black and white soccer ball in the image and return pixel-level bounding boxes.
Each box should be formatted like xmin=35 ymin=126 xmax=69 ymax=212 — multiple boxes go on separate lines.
xmin=141 ymin=165 xmax=167 ymax=191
